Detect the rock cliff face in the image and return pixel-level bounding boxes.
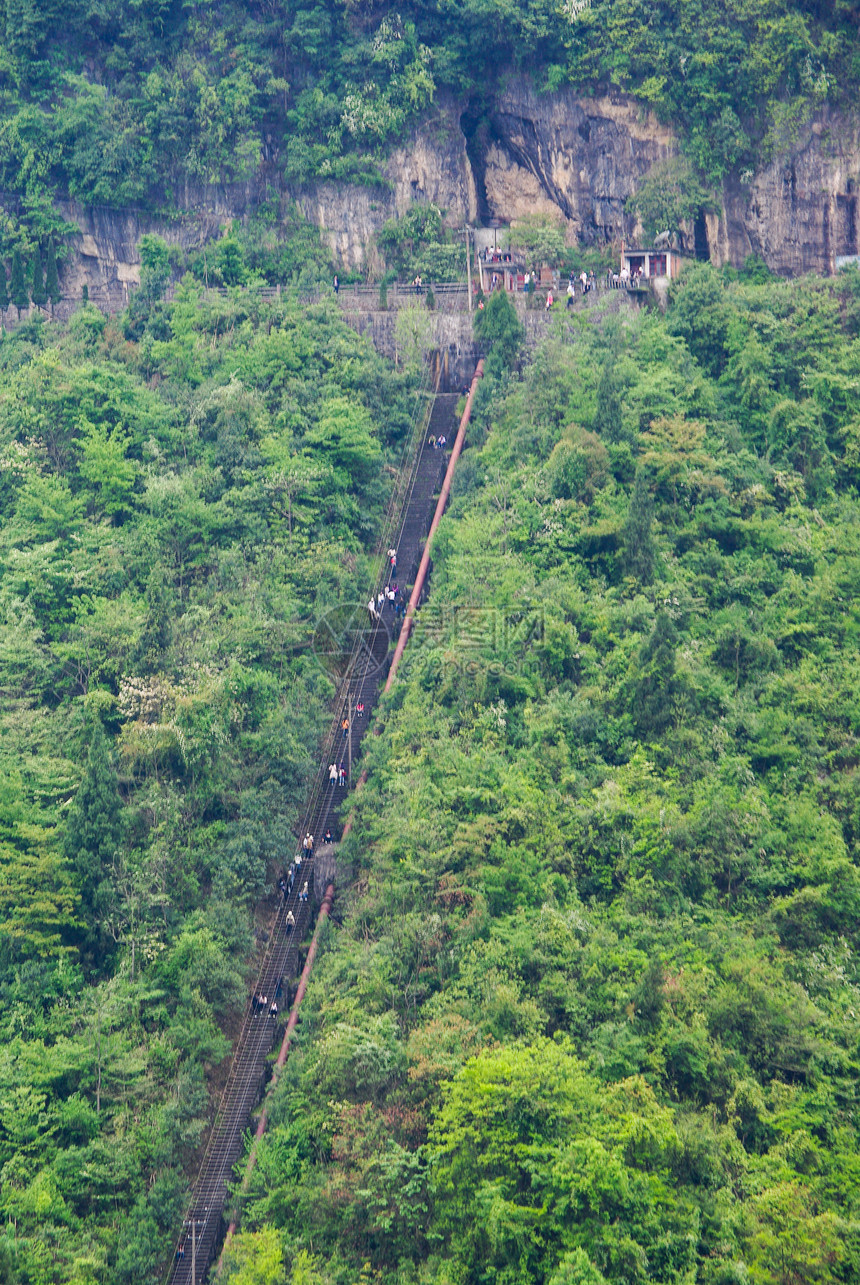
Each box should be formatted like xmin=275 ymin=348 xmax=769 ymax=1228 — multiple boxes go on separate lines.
xmin=56 ymin=196 xmax=241 ymax=311
xmin=51 ymin=100 xmax=476 ymax=306
xmin=297 ymin=103 xmax=477 ymax=272
xmin=480 ymin=84 xmax=860 ymax=275
xmin=715 ymin=113 xmax=860 ymax=275
xmin=484 ymin=84 xmax=678 ymax=247
xmin=38 ymin=82 xmax=860 ymax=307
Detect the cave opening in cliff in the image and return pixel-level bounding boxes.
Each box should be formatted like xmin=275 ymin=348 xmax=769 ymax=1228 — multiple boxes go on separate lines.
xmin=460 ymin=99 xmax=491 ymax=226
xmin=694 ymin=212 xmax=710 ymax=261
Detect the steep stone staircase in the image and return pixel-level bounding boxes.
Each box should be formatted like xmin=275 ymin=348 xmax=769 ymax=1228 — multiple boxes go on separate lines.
xmin=166 ymin=389 xmax=461 ymax=1285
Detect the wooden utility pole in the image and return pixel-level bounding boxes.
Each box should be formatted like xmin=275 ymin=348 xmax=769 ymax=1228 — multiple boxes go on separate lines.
xmin=465 ymin=226 xmax=472 ymax=313
xmin=191 ymin=1219 xmax=196 ymax=1285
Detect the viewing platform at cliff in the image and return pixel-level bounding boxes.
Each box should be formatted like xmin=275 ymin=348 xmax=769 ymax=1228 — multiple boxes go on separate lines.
xmin=330 ymin=270 xmax=653 ymax=313
xmin=0 ymin=264 xmax=657 ymax=341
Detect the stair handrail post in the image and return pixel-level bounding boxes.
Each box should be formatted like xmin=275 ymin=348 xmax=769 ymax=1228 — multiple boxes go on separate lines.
xmin=347 ymin=688 xmax=353 ymax=786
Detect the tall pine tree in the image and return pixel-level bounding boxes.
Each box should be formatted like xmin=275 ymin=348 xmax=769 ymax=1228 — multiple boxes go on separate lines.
xmin=31 ymin=243 xmax=46 ymax=307
xmin=593 ymin=357 xmax=624 ymax=442
xmin=632 ymin=612 xmax=680 ymax=738
xmin=0 ymin=262 xmax=8 ymax=310
xmin=10 ymin=249 xmax=28 ymax=311
xmin=44 ymin=241 xmax=60 ymax=304
xmin=622 ymin=467 xmax=656 ymax=584
xmin=63 ymin=720 xmax=123 ymax=964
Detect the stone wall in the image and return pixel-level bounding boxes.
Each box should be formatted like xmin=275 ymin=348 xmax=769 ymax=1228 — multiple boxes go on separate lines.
xmin=337 ymin=286 xmax=634 ymax=381
xmin=339 ymin=308 xmax=477 ymax=387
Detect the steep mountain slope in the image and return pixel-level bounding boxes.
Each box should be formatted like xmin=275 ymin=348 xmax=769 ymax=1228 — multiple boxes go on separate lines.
xmin=227 ymin=276 xmax=860 ymax=1285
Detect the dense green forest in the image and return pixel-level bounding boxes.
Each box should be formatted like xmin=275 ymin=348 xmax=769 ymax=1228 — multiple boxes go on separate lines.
xmin=215 ymin=269 xmax=860 ymax=1285
xmin=0 ymin=0 xmax=858 ymax=254
xmin=2 ymin=0 xmax=860 ymax=1283
xmin=0 ymin=274 xmax=421 ymax=1282
xmin=3 ymin=82 xmax=860 ymax=1277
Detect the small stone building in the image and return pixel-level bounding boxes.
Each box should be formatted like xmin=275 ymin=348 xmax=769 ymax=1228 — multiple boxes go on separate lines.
xmin=620 ymin=246 xmax=683 ymax=280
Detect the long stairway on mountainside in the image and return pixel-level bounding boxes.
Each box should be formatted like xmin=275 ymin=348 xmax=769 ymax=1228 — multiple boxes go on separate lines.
xmin=166 ymin=390 xmax=461 ymax=1285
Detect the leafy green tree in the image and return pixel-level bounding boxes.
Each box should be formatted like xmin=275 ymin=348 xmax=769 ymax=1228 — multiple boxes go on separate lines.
xmin=547 ymin=427 xmax=608 ymax=500
xmin=377 ymin=204 xmax=445 ymax=276
xmin=0 ymin=1238 xmax=17 ymax=1284
xmin=550 ymin=1249 xmax=610 ymax=1285
xmin=473 ymin=289 xmax=525 ymax=375
xmin=220 ymin=1228 xmax=287 ymax=1284
xmin=506 ymin=213 xmax=566 ymax=265
xmin=394 ymin=302 xmax=436 ymax=370
xmin=667 ymin=264 xmax=731 ymax=378
xmin=749 ymin=1183 xmax=842 ymax=1285
xmin=767 ymin=397 xmax=831 ymax=497
xmin=632 ymin=612 xmax=679 ymax=737
xmin=626 ymin=158 xmax=711 ymax=244
xmin=44 ymin=241 xmax=60 ymax=304
xmin=416 ymin=243 xmax=462 ymax=280
xmin=62 ymin=720 xmax=122 ymax=962
xmin=149 ymin=274 xmax=203 ymax=384
xmin=77 ymin=418 xmax=138 ymax=518
xmin=216 ymin=235 xmax=247 ymax=286
xmin=741 ymin=254 xmax=777 ymax=284
xmin=115 ymin=1171 xmax=186 ymax=1284
xmin=289 ymin=1251 xmax=331 ymax=1285
xmin=0 ymin=836 xmax=78 ymax=967
xmin=30 ymin=244 xmax=46 ymax=307
xmin=138 ymin=562 xmax=173 ymax=668
xmin=0 ymin=263 xmax=9 ymax=310
xmin=138 ymin=233 xmax=170 ymax=304
xmin=10 ymin=250 xmax=28 ymax=311
xmin=303 ymin=397 xmax=382 ymax=486
xmin=430 ymin=1039 xmax=687 ymax=1285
